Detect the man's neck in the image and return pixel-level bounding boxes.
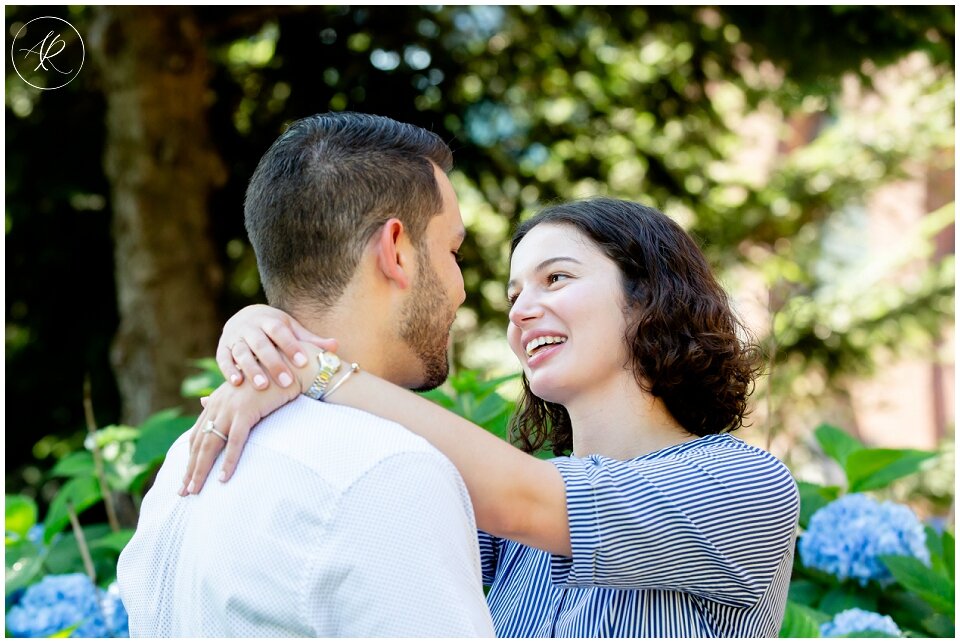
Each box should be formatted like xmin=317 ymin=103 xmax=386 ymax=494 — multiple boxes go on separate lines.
xmin=290 ymin=297 xmax=415 ymax=389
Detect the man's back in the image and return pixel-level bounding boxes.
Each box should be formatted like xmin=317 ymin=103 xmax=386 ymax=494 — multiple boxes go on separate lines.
xmin=118 ymin=397 xmax=494 ymax=637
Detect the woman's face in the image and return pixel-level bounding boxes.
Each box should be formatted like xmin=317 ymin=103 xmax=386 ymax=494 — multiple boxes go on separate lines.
xmin=506 ymin=222 xmax=632 ymax=404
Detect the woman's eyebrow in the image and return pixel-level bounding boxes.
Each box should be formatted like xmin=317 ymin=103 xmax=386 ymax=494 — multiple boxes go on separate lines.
xmin=507 ymin=256 xmax=581 ymax=290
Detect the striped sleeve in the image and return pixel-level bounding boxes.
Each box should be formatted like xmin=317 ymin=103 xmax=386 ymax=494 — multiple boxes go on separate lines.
xmin=549 ymin=440 xmax=800 ymax=608
xmin=476 ymin=530 xmax=501 ymax=586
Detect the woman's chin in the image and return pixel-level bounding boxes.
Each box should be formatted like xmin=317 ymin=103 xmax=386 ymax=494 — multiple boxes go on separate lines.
xmin=529 ymin=379 xmax=567 ymax=406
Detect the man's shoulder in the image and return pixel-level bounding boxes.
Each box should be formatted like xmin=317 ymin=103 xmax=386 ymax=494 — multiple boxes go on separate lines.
xmin=250 ymin=397 xmax=459 ymax=490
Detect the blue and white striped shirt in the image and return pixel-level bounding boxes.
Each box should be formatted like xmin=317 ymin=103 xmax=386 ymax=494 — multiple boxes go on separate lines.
xmin=479 ymin=433 xmax=799 ymax=637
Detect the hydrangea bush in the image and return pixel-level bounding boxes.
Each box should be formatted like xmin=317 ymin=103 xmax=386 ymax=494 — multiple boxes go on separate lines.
xmin=6 ymin=574 xmax=128 ymax=638
xmin=5 ymin=406 xmax=198 ymax=638
xmin=799 ymin=493 xmax=930 ymax=585
xmin=779 ymin=424 xmax=955 ymax=638
xmin=820 ymin=608 xmax=902 ymax=637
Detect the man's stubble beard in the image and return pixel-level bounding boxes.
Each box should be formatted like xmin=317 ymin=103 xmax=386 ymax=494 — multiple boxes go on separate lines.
xmin=398 ymin=257 xmax=455 ymax=392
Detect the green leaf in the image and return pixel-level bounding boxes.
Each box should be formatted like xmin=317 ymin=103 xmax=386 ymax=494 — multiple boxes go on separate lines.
xmin=180 ymin=372 xmax=222 ymax=398
xmin=879 ymin=554 xmax=954 ymax=613
xmin=925 ymin=525 xmax=946 ymax=577
xmin=133 ymin=409 xmax=196 ymax=466
xmin=813 ymin=424 xmax=864 ymax=469
xmin=920 ymin=612 xmax=955 ymax=638
xmin=44 ymin=524 xmax=116 ymax=580
xmin=190 ymin=357 xmax=222 ymax=372
xmin=818 ymin=587 xmax=877 ymax=615
xmin=779 ymin=601 xmax=825 ymax=637
xmin=137 ymin=408 xmax=188 ymax=433
xmin=89 ymin=528 xmax=135 ymax=555
xmin=126 ymin=466 xmax=157 ymax=497
xmin=941 ymin=530 xmax=954 ymax=582
xmin=451 ymin=391 xmax=476 ymax=420
xmin=5 ymin=495 xmax=38 ymax=540
xmin=418 ymin=371 xmax=517 ymax=429
xmin=879 ymin=588 xmax=936 ymax=636
xmin=482 ymin=410 xmax=510 ymax=440
xmin=43 ymin=476 xmax=102 ymax=545
xmin=50 ymin=451 xmax=95 ymax=478
xmin=87 ymin=424 xmax=140 ymax=449
xmin=845 ymin=448 xmax=938 ymax=492
xmin=469 ymin=391 xmax=513 ymax=427
xmin=447 ymin=370 xmax=481 ymax=394
xmin=471 ymin=371 xmax=520 ymax=395
xmin=49 ymin=624 xmax=80 ymax=638
xmin=839 ymin=631 xmax=898 ymax=638
xmin=180 ymin=358 xmax=226 ymax=397
xmin=4 ymin=539 xmax=44 ymax=598
xmin=419 ymin=387 xmax=456 ymax=409
xmin=796 ymin=481 xmax=841 ymax=529
xmin=789 ymin=578 xmax=827 ymax=607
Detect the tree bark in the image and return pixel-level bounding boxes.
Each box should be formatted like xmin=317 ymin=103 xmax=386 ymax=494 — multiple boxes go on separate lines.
xmin=89 ymin=6 xmax=225 ymax=424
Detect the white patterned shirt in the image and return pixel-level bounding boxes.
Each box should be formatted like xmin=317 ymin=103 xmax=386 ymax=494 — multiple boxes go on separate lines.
xmin=118 ymin=397 xmax=494 ymax=637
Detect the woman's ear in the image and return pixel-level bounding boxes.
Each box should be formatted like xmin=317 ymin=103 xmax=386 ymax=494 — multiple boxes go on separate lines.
xmin=375 ymin=218 xmax=412 ymax=290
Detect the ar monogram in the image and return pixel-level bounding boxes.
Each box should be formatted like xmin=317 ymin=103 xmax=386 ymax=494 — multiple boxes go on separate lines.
xmin=10 ymin=16 xmax=85 ymax=90
xmin=20 ymin=30 xmax=74 ymax=74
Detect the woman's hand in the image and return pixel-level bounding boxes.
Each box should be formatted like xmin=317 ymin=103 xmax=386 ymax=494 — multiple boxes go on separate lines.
xmin=217 ymin=304 xmax=337 ymax=390
xmin=180 ymin=378 xmax=301 ymax=495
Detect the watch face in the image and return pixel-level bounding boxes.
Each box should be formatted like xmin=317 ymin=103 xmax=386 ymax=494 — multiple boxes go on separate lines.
xmin=320 ymin=351 xmax=341 ymax=370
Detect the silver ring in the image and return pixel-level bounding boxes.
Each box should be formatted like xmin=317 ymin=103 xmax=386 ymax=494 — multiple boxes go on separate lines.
xmin=202 ymin=420 xmax=228 ymax=442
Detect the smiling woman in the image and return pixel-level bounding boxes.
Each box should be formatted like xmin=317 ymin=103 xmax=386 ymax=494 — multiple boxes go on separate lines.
xmin=506 ymin=200 xmax=759 ymax=457
xmin=183 ymin=197 xmax=800 ymax=637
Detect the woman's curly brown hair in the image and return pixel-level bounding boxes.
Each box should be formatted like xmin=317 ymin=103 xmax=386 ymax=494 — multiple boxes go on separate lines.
xmin=508 ymin=198 xmax=764 ymax=456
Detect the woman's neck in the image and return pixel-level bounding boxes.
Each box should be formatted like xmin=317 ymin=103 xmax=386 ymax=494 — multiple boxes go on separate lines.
xmin=565 ymin=375 xmax=696 ymax=460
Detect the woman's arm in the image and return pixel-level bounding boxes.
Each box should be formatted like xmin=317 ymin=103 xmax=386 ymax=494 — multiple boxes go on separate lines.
xmin=185 ymin=307 xmax=571 ymax=556
xmin=320 ymin=364 xmax=570 ymax=556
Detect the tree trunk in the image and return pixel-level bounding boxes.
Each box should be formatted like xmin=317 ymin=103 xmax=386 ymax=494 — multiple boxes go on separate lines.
xmin=89 ymin=6 xmax=225 ymax=425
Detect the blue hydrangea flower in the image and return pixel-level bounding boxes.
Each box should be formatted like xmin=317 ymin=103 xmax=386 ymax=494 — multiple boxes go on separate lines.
xmin=799 ymin=493 xmax=929 ymax=585
xmin=5 ymin=573 xmax=128 ymax=638
xmin=820 ymin=608 xmax=902 ymax=637
xmin=103 ymin=581 xmax=130 ymax=638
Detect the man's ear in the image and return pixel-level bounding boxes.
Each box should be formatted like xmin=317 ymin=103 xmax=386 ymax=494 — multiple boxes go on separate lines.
xmin=375 ymin=218 xmax=412 ymax=290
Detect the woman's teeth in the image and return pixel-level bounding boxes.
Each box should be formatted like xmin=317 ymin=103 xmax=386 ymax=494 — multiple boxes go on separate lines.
xmin=525 ymin=336 xmax=567 ymax=357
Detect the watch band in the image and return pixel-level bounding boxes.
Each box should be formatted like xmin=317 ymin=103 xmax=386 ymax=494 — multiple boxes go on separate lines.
xmin=304 ymin=350 xmax=342 ymax=400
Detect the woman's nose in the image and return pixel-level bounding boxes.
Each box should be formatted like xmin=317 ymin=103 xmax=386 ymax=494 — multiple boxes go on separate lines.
xmin=508 ymin=289 xmax=543 ymax=327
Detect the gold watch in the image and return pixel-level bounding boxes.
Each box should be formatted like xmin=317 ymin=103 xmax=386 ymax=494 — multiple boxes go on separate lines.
xmin=304 ymin=350 xmax=342 ymax=400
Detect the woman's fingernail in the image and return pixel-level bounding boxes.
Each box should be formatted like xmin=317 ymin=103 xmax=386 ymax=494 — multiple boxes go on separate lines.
xmin=178 ymin=485 xmax=186 ymax=496
xmin=254 ymin=375 xmax=267 ymax=388
xmin=293 ymin=352 xmax=307 ymax=367
xmin=219 ymin=470 xmax=227 ymax=482
xmin=230 ymin=374 xmax=241 ymax=385
xmin=279 ymin=372 xmax=293 ymax=387
xmin=187 ymin=481 xmax=195 ymax=494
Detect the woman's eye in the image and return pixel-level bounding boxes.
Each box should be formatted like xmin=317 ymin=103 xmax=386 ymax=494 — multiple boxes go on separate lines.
xmin=548 ymin=273 xmax=569 ymax=284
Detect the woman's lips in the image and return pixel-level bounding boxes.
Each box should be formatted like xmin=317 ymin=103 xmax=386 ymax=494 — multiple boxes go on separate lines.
xmin=527 ymin=341 xmax=564 ymax=368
